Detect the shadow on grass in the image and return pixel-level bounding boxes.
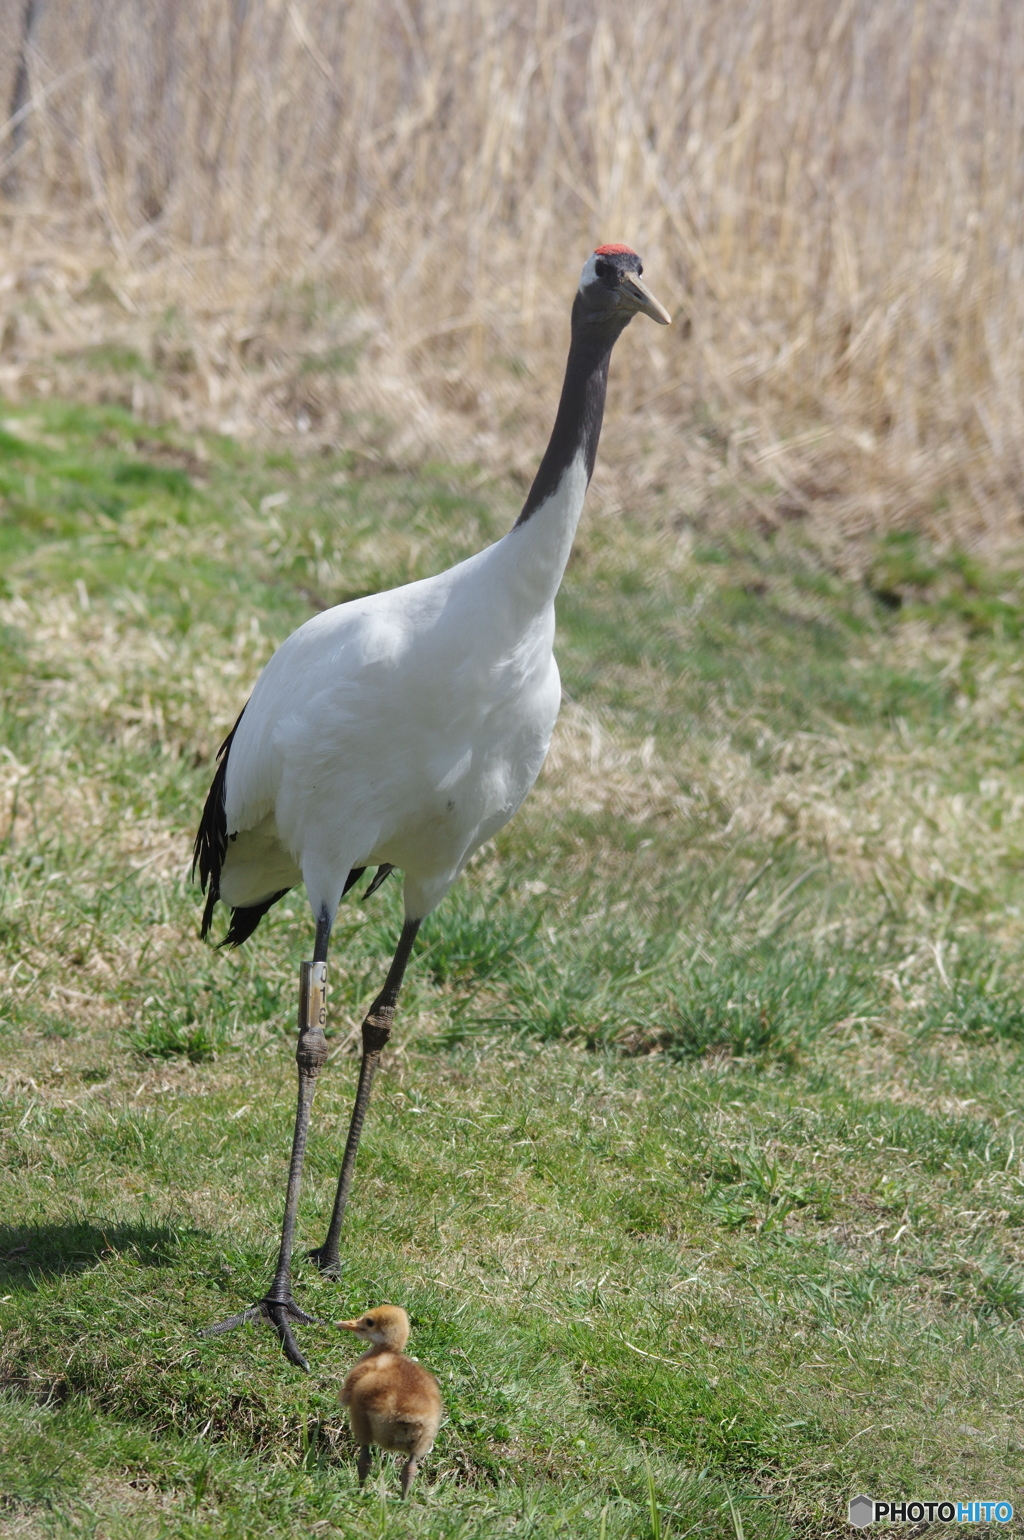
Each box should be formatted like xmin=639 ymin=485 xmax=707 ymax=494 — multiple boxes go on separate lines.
xmin=0 ymin=1220 xmax=203 ymax=1290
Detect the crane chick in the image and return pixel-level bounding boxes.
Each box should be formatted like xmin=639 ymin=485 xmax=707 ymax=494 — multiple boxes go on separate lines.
xmin=338 ymin=1305 xmax=442 ymax=1498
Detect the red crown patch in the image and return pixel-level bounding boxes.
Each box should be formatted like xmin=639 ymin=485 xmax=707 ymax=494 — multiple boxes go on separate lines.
xmin=594 ymin=243 xmax=637 ymax=256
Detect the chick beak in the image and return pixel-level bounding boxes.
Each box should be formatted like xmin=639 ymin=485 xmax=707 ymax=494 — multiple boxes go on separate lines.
xmin=620 ymin=271 xmax=672 ymax=325
xmin=336 ymin=1318 xmax=362 ymax=1333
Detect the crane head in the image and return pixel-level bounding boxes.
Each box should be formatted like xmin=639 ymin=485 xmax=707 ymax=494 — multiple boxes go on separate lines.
xmin=576 ymin=244 xmax=671 ymax=328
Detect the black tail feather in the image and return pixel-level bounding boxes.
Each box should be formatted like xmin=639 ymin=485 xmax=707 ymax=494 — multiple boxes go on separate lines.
xmin=201 ymin=883 xmax=220 ymax=941
xmin=193 ymin=708 xmax=244 ymax=942
xmin=342 ymin=866 xmax=366 ymax=897
xmin=363 ymin=863 xmax=395 ymax=899
xmin=222 ymin=889 xmax=291 ymax=947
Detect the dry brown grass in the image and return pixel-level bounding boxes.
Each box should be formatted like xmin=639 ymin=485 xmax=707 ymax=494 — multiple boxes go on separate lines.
xmin=2 ymin=0 xmax=1023 ymax=555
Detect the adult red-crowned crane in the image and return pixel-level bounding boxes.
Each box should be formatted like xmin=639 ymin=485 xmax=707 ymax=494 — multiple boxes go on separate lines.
xmin=193 ymin=245 xmax=670 ymax=1369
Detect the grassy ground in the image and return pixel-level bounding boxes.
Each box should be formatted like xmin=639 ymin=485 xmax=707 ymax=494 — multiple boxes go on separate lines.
xmin=2 ymin=401 xmax=1024 ymax=1537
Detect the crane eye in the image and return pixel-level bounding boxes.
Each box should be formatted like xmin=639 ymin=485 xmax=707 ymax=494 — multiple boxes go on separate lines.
xmin=595 ymin=259 xmax=611 ymax=280
xmin=637 ymin=262 xmax=643 ymax=276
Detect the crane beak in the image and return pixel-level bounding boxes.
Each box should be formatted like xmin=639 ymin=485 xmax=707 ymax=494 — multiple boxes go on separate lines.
xmin=620 ymin=271 xmax=672 ymax=325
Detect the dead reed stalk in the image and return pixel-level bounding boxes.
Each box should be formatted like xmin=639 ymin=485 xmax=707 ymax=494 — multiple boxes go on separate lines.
xmin=2 ymin=0 xmax=1023 ymax=549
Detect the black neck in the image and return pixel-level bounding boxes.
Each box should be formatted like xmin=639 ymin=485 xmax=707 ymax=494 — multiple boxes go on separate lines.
xmin=514 ymin=301 xmax=631 ymax=528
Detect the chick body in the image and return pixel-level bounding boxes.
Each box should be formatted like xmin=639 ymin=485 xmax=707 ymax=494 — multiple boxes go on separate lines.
xmin=338 ymin=1305 xmax=442 ymax=1497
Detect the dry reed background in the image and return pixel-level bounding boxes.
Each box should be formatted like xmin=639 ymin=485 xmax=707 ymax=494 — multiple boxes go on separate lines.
xmin=2 ymin=0 xmax=1023 ymax=553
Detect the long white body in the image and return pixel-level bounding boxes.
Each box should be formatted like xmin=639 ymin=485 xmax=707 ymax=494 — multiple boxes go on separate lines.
xmin=219 ymin=454 xmax=588 ymax=923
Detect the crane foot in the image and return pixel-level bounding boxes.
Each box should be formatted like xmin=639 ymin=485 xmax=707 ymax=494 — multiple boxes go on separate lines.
xmin=199 ymin=1294 xmax=318 ymax=1371
xmin=306 ymin=1242 xmax=343 ymax=1278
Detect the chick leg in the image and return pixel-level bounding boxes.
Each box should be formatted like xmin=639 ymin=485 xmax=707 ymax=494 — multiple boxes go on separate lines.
xmin=400 ymin=1456 xmax=419 ymax=1499
xmin=201 ymin=910 xmax=332 ymax=1369
xmin=310 ymin=917 xmax=421 ymax=1276
xmin=356 ymin=1446 xmax=373 ymax=1487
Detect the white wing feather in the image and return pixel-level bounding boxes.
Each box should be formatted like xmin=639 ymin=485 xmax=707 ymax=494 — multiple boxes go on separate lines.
xmin=218 ymin=510 xmax=568 ymax=922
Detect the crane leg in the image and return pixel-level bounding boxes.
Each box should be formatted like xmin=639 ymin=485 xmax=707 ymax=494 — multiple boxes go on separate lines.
xmin=309 ymin=917 xmax=421 ymax=1277
xmin=200 ymin=909 xmax=333 ymax=1370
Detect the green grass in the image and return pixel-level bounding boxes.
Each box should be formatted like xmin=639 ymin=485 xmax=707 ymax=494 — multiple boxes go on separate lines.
xmin=2 ymin=401 xmax=1024 ymax=1536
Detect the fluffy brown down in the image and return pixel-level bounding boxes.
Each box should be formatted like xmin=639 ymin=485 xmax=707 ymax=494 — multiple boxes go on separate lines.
xmin=338 ymin=1305 xmax=442 ymax=1465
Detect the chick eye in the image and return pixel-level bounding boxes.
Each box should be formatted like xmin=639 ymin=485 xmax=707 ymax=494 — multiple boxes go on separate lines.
xmin=364 ymin=1317 xmax=374 ymax=1326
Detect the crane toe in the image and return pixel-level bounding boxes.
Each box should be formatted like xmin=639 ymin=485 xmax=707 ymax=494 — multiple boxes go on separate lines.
xmin=199 ymin=1291 xmax=318 ymax=1369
